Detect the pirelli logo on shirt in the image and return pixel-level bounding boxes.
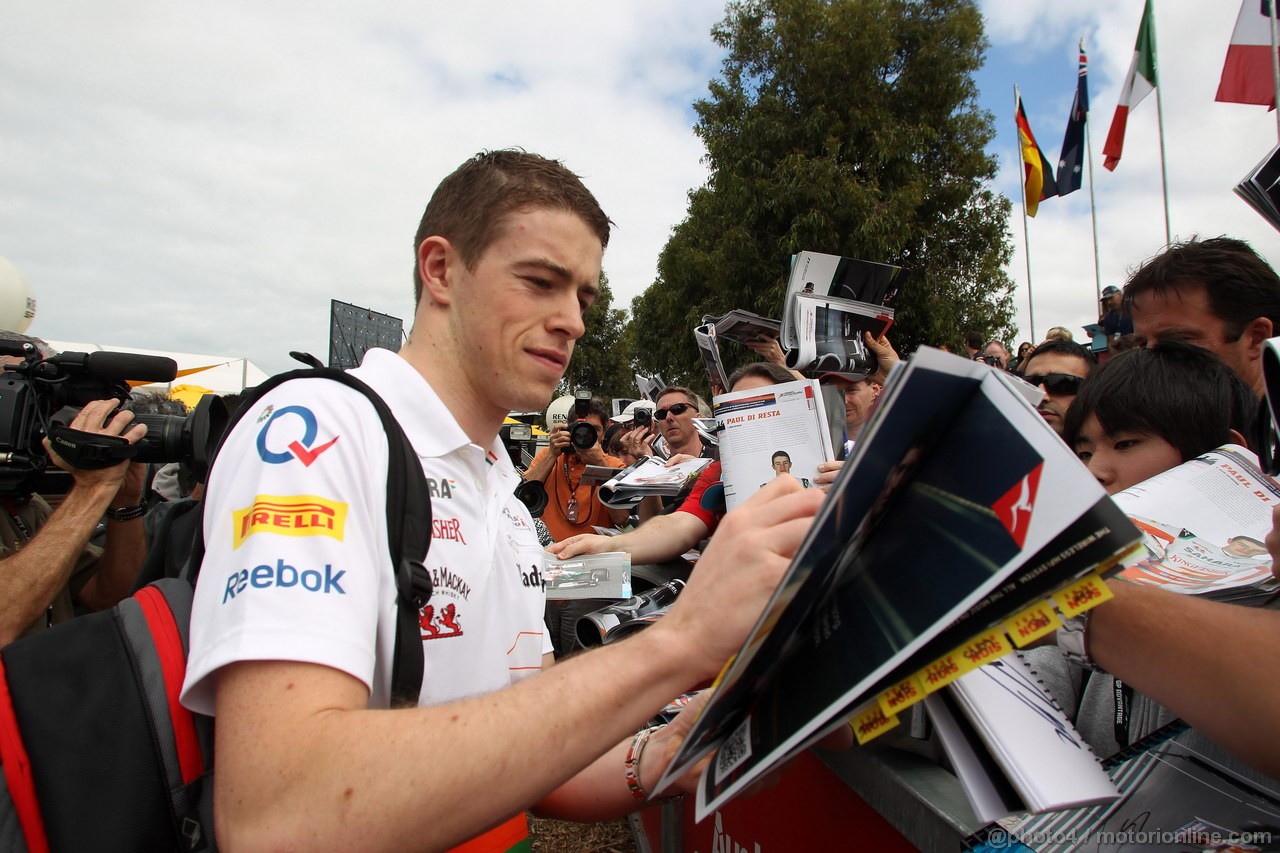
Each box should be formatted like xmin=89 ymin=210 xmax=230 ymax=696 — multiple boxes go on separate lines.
xmin=232 ymin=495 xmax=348 ymax=549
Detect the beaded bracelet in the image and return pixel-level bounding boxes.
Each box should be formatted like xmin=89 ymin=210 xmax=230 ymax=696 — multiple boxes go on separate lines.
xmin=625 ymin=726 xmax=657 ymax=800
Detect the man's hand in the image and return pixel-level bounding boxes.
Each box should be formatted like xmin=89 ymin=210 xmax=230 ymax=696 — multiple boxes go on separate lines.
xmin=814 ymin=460 xmax=844 ymax=492
xmin=44 ymin=399 xmax=147 ymax=492
xmin=546 ymin=423 xmax=573 ymax=456
xmin=620 ymin=425 xmax=656 ymax=460
xmin=744 ymin=334 xmax=787 ymax=366
xmin=653 ymin=476 xmax=823 ymax=682
xmin=547 ymin=533 xmax=612 ymax=559
xmin=864 ymin=331 xmax=900 ymax=386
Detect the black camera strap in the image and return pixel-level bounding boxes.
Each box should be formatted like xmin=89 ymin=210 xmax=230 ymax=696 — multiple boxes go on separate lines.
xmin=45 ymin=424 xmax=138 ymax=470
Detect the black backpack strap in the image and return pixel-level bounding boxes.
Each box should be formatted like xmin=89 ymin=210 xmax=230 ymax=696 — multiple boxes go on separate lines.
xmin=189 ymin=367 xmax=433 ymax=704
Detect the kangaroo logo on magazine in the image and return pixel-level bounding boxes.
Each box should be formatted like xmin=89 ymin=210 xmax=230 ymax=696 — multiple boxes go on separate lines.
xmin=993 ymin=461 xmax=1044 ymax=548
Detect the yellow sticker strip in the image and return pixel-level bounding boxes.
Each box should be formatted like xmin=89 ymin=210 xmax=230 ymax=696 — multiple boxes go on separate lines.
xmin=1052 ymin=572 xmax=1114 ymax=618
xmin=919 ymin=650 xmax=967 ymax=694
xmin=1003 ymin=601 xmax=1063 ymax=647
xmin=850 ymin=704 xmax=899 ymax=745
xmin=955 ymin=630 xmax=1012 ymax=670
xmin=877 ymin=673 xmax=926 ymax=718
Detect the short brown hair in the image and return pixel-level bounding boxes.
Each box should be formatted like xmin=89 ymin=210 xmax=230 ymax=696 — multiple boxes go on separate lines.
xmin=412 ymin=150 xmax=613 ymax=304
xmin=1124 ymin=236 xmax=1280 ymax=341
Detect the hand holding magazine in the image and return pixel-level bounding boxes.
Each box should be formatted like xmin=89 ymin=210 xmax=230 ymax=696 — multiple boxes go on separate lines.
xmin=597 ymin=455 xmax=713 ymax=509
xmin=656 ymin=348 xmax=1143 ymax=820
xmin=779 ymin=251 xmax=903 ymax=352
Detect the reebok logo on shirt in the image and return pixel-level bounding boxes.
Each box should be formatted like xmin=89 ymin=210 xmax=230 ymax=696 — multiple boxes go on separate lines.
xmin=222 ymin=559 xmax=347 ymax=604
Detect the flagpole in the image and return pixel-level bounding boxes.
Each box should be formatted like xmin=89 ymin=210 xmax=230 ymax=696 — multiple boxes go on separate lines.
xmin=1271 ymin=0 xmax=1280 ymax=139
xmin=1148 ymin=2 xmax=1173 ymax=245
xmin=1082 ymin=39 xmax=1103 ymax=301
xmin=1015 ymin=84 xmax=1036 ymax=342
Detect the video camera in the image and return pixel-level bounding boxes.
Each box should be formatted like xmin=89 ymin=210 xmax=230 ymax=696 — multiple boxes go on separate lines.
xmin=0 ymin=341 xmax=230 ymax=496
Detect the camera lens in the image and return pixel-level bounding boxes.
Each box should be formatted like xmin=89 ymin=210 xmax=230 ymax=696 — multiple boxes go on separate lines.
xmin=568 ymin=420 xmax=597 ymax=451
xmin=633 ymin=409 xmax=651 ymax=428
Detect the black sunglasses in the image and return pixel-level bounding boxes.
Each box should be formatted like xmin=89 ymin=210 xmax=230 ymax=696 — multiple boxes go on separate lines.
xmin=1023 ymin=373 xmax=1084 ymax=396
xmin=654 ymin=402 xmax=694 ymax=420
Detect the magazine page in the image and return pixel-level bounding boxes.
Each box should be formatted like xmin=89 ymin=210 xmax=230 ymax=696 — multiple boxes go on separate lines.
xmin=597 ymin=455 xmax=713 ymax=508
xmin=694 ymin=323 xmax=730 ymax=393
xmin=655 ymin=349 xmax=1142 ymax=820
xmin=925 ymin=691 xmax=1027 ymax=824
xmin=1235 ymin=139 xmax=1280 ymax=234
xmin=785 ymin=293 xmax=895 ymax=379
xmin=999 ymin=728 xmax=1280 ymax=852
xmin=712 ymin=378 xmax=834 ymax=511
xmin=780 ymin=252 xmax=903 ymax=351
xmin=1111 ymin=446 xmax=1280 ymax=603
xmin=703 ymin=309 xmax=782 ymax=346
xmin=947 ymin=652 xmax=1117 ymax=816
xmin=544 ymin=552 xmax=631 ymax=600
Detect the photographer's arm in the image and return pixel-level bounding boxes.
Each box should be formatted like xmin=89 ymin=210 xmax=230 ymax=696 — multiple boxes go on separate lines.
xmin=0 ymin=401 xmax=145 ymax=645
xmin=76 ymin=461 xmax=148 ymax=612
xmin=523 ymin=425 xmax=569 ymax=483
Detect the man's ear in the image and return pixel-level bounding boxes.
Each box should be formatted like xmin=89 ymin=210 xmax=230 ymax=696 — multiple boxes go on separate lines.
xmin=1245 ymin=316 xmax=1274 ymax=360
xmin=1229 ymin=428 xmax=1248 ymax=448
xmin=417 ymin=236 xmax=456 ymax=307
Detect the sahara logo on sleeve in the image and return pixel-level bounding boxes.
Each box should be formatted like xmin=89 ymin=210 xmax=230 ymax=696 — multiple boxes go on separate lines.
xmin=232 ymin=495 xmax=348 ymax=549
xmin=256 ymin=405 xmax=340 ymax=466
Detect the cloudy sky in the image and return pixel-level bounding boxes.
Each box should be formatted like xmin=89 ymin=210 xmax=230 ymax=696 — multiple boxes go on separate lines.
xmin=1 ymin=1 xmax=1275 ymax=378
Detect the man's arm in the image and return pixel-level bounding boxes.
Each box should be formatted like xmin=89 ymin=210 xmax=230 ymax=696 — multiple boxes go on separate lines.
xmin=548 ymin=509 xmax=709 ymax=564
xmin=0 ymin=400 xmax=145 ymax=645
xmin=1088 ymin=581 xmax=1280 ymax=776
xmin=214 ymin=480 xmax=823 ymax=853
xmin=76 ymin=461 xmax=148 ymax=612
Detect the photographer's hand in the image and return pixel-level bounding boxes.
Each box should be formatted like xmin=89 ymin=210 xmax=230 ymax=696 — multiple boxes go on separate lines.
xmin=863 ymin=331 xmax=900 ymax=387
xmin=44 ymin=399 xmax=147 ymax=491
xmin=523 ymin=424 xmax=569 ymax=484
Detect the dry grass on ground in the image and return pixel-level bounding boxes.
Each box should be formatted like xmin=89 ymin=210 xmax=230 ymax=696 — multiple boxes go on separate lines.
xmin=529 ymin=815 xmax=637 ymax=852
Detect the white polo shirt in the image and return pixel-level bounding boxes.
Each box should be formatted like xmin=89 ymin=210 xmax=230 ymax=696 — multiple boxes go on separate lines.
xmin=181 ymin=348 xmax=551 ymax=714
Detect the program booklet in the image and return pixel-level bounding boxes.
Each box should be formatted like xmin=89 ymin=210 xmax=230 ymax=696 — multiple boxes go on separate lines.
xmin=655 ymin=348 xmax=1143 ymax=820
xmin=701 ymin=309 xmax=783 ymax=347
xmin=785 ymin=292 xmax=895 ymax=380
xmin=597 ymin=455 xmax=714 ymax=509
xmin=1112 ymin=446 xmax=1279 ymax=604
xmin=694 ymin=323 xmax=731 ymax=393
xmin=779 ymin=252 xmax=903 ymax=352
xmin=1235 ymin=139 xmax=1280 ymax=234
xmin=712 ymin=378 xmax=836 ymax=512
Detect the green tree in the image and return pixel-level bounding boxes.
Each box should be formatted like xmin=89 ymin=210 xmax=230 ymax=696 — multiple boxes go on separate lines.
xmin=559 ymin=273 xmax=635 ymax=402
xmin=631 ymin=0 xmax=1015 ymax=382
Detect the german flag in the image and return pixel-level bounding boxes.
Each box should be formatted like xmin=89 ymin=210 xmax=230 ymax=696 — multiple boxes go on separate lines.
xmin=1016 ymin=91 xmax=1059 ymax=217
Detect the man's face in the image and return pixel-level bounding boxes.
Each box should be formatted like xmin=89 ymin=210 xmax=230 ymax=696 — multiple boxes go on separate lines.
xmin=841 ymin=379 xmax=878 ymax=438
xmin=445 ymin=207 xmax=602 ymax=418
xmin=654 ymin=391 xmax=699 ymax=451
xmin=771 ymin=455 xmax=792 ymax=474
xmin=1129 ymin=284 xmax=1261 ymax=392
xmin=983 ymin=343 xmax=1009 ymax=369
xmin=1224 ymin=537 xmax=1268 ymax=558
xmin=1020 ymin=352 xmax=1090 ymax=436
xmin=1103 ymin=291 xmax=1123 ymax=312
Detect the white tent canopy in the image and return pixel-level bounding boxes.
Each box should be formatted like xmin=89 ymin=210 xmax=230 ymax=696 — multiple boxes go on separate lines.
xmin=44 ymin=339 xmax=271 ymax=395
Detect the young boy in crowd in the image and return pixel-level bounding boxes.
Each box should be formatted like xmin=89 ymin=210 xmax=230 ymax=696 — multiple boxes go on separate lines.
xmin=1063 ymin=340 xmax=1256 ymax=495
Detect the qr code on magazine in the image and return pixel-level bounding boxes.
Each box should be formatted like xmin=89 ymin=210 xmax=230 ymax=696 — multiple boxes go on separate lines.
xmin=714 ymin=716 xmax=752 ymax=783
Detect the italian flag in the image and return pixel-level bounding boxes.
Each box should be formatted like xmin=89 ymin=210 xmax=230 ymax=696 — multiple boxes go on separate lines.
xmin=1102 ymin=0 xmax=1157 ymax=172
xmin=1216 ymin=0 xmax=1278 ymax=108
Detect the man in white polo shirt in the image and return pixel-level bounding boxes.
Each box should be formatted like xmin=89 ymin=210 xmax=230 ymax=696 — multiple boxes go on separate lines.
xmin=181 ymin=150 xmax=823 ymax=852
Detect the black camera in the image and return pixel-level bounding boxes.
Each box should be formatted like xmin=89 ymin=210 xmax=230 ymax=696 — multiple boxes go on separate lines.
xmin=975 ymin=353 xmax=1002 ymax=367
xmin=563 ymin=392 xmax=597 ymax=454
xmin=633 ymin=407 xmax=652 ymax=429
xmin=0 ymin=342 xmax=230 ymax=496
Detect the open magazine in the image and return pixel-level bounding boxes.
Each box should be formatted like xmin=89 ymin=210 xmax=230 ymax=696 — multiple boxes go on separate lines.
xmin=928 ymin=652 xmax=1118 ymax=824
xmin=994 ymin=727 xmax=1280 ymax=852
xmin=597 ymin=455 xmax=713 ymax=509
xmin=712 ymin=378 xmax=836 ymax=511
xmin=701 ymin=309 xmax=782 ymax=347
xmin=784 ymin=292 xmax=895 ymax=379
xmin=694 ymin=323 xmax=730 ymax=392
xmin=779 ymin=252 xmax=903 ymax=352
xmin=1111 ymin=446 xmax=1280 ymax=604
xmin=655 ymin=347 xmax=1143 ymax=820
xmin=1235 ymin=139 xmax=1280 ymax=234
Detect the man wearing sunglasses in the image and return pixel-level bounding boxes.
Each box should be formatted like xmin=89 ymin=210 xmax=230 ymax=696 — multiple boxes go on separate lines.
xmin=651 ymin=387 xmax=714 ymax=462
xmin=1017 ymin=339 xmax=1095 ymax=437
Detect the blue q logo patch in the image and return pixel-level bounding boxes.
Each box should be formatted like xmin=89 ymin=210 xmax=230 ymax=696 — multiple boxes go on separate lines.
xmin=256 ymin=406 xmax=340 ymax=467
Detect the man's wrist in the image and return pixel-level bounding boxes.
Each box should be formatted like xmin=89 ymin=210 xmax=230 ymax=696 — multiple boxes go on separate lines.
xmin=105 ymin=502 xmax=148 ymax=522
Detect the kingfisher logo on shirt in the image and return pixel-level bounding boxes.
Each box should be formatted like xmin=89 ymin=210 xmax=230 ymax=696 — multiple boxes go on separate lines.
xmin=232 ymin=495 xmax=348 ymax=549
xmin=431 ymin=517 xmax=467 ymax=544
xmin=256 ymin=405 xmax=340 ymax=466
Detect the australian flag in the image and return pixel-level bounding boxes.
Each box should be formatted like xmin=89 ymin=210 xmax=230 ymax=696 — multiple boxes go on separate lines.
xmin=1057 ymin=44 xmax=1089 ymax=196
